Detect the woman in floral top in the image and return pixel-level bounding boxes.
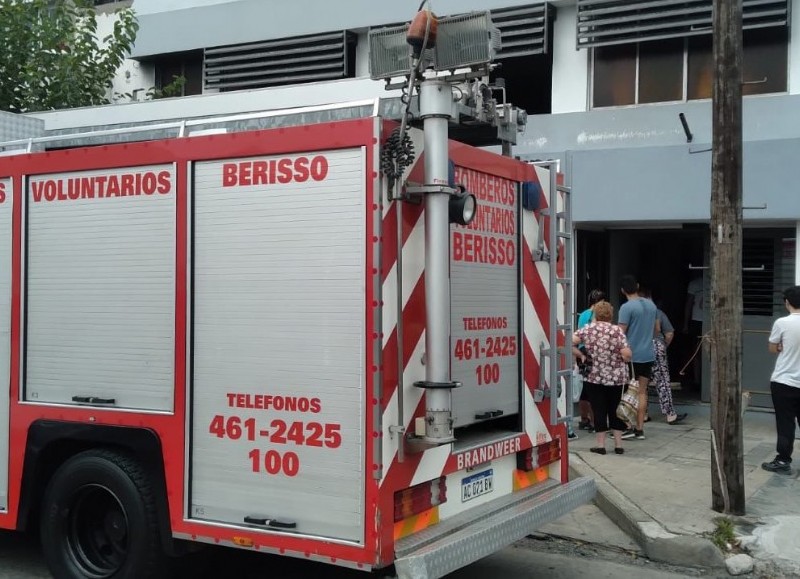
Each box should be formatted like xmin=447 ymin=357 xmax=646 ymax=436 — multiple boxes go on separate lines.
xmin=573 ymin=301 xmax=632 ymax=455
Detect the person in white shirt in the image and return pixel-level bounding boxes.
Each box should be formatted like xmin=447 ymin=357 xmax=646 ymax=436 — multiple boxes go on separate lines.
xmin=682 ymin=273 xmax=704 ymax=389
xmin=762 ymin=285 xmax=800 ymax=474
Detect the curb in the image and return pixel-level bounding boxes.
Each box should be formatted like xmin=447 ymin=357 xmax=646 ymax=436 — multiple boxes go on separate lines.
xmin=569 ymin=452 xmax=726 ymax=569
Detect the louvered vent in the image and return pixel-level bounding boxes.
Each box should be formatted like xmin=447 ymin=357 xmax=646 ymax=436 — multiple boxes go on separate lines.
xmin=577 ymin=0 xmax=790 ymax=48
xmin=491 ymin=3 xmax=554 ymax=58
xmin=204 ymin=31 xmax=355 ymax=91
xmin=743 ymin=235 xmax=796 ymax=317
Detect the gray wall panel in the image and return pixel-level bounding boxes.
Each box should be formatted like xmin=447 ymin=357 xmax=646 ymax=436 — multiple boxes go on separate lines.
xmin=132 ymin=0 xmax=542 ymax=57
xmin=553 ymin=138 xmax=800 ymax=223
xmin=514 ymin=95 xmax=800 ymax=223
xmin=520 ymin=95 xmax=800 ymax=155
xmin=569 ymin=146 xmax=711 ymax=223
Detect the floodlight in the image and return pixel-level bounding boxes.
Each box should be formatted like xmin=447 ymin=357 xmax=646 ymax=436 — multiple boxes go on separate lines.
xmin=368 ymin=25 xmax=433 ymax=80
xmin=368 ymin=10 xmax=501 ymax=80
xmin=433 ymin=12 xmax=501 ymax=72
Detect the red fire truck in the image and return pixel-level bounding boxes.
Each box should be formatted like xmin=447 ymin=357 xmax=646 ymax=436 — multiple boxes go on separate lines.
xmin=0 ymin=94 xmax=593 ymax=578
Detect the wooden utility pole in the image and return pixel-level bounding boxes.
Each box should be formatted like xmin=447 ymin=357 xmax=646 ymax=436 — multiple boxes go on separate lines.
xmin=710 ymin=0 xmax=745 ymax=515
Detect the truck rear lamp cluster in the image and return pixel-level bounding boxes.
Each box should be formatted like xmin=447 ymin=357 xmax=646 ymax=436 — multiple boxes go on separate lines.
xmin=517 ymin=439 xmax=561 ymax=472
xmin=394 ymin=476 xmax=448 ymax=522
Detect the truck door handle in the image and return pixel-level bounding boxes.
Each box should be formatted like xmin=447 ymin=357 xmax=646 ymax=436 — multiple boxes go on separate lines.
xmin=71 ymin=396 xmax=116 ymax=405
xmin=474 ymin=410 xmax=504 ymax=420
xmin=244 ymin=516 xmax=297 ymax=530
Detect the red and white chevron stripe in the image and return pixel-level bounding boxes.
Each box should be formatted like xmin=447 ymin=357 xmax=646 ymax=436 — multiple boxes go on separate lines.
xmin=379 ymin=132 xmax=568 ymax=499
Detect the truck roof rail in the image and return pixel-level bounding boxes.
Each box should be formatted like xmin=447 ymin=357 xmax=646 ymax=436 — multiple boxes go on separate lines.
xmin=0 ymin=98 xmax=381 ymax=151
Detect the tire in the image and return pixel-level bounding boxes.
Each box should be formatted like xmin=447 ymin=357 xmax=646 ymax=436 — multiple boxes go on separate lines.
xmin=40 ymin=449 xmax=168 ymax=579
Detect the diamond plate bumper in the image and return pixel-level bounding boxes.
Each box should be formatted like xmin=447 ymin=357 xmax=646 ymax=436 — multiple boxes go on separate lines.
xmin=394 ymin=476 xmax=596 ymax=579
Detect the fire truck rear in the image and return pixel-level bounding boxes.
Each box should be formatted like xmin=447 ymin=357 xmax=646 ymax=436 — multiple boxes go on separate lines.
xmin=0 ymin=7 xmax=594 ymax=579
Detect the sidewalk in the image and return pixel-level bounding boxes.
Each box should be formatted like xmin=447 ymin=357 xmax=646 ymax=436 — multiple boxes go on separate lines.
xmin=568 ymin=401 xmax=800 ymax=576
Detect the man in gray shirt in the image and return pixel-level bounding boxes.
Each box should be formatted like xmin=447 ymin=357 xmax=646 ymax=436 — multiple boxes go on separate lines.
xmin=618 ymin=274 xmax=658 ymax=440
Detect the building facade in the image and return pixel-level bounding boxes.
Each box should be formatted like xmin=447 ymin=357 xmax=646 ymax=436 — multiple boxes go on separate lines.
xmin=30 ymin=0 xmax=800 ymax=406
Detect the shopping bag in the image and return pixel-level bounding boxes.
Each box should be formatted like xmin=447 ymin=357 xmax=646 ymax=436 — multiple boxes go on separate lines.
xmin=572 ymin=368 xmax=584 ymax=403
xmin=616 ymin=364 xmax=640 ymax=425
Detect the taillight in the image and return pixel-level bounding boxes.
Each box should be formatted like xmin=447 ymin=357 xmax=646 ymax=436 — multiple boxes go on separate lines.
xmin=517 ymin=439 xmax=561 ymax=472
xmin=393 ymin=476 xmax=448 ymax=522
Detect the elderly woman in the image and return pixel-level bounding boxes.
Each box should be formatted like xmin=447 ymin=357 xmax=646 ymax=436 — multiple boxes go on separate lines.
xmin=573 ymin=301 xmax=632 ymax=455
xmin=575 ymin=289 xmax=608 ymax=432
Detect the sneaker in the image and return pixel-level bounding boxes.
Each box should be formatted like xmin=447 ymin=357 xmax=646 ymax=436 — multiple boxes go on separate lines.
xmin=634 ymin=429 xmax=646 ymax=440
xmin=568 ymin=431 xmax=579 ymax=440
xmin=621 ymin=429 xmax=636 ymax=440
xmin=667 ymin=412 xmax=688 ymax=425
xmin=762 ymin=457 xmax=791 ymax=474
xmin=578 ymin=420 xmax=592 ymax=431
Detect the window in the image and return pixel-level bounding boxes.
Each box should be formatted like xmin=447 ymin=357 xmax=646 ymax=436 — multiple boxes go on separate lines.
xmin=490 ymin=53 xmax=554 ymax=115
xmin=592 ymin=44 xmax=635 ymax=108
xmin=487 ymin=3 xmax=555 ymax=115
xmin=638 ymin=39 xmax=683 ymax=104
xmin=153 ymin=51 xmax=203 ymax=97
xmin=592 ymin=29 xmax=788 ymax=108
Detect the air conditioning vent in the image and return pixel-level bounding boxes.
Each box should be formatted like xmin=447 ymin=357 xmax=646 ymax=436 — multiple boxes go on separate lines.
xmin=204 ymin=31 xmax=356 ymax=92
xmin=577 ymin=0 xmax=789 ymax=48
xmin=491 ymin=3 xmax=554 ymax=59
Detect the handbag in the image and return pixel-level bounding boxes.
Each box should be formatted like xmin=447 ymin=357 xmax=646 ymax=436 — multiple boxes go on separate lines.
xmin=616 ymin=363 xmax=640 ymax=425
xmin=576 ymin=345 xmax=592 ymax=379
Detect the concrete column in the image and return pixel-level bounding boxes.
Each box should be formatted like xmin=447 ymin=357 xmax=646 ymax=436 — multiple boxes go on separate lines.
xmin=796 ymin=222 xmax=800 ymax=285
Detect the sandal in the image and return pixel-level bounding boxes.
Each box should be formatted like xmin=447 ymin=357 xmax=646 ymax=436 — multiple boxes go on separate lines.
xmin=590 ymin=447 xmax=607 ymax=455
xmin=615 ymin=448 xmax=625 ymax=455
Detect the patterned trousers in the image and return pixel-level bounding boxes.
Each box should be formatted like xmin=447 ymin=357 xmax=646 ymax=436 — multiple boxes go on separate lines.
xmin=650 ymin=339 xmax=675 ymax=416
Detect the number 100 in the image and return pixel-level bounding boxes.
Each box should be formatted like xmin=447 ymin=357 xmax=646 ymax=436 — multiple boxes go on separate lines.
xmin=475 ymin=363 xmax=500 ymax=386
xmin=248 ymin=449 xmax=300 ymax=477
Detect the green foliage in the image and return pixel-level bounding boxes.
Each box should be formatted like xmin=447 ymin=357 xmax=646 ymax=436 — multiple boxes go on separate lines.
xmin=710 ymin=517 xmax=737 ymax=551
xmin=152 ymin=75 xmax=187 ymax=99
xmin=114 ymin=74 xmax=187 ymax=103
xmin=0 ymin=0 xmax=139 ymax=113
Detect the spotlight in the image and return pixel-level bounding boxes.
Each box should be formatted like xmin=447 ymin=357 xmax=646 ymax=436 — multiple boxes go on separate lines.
xmin=449 ymin=190 xmax=477 ymax=226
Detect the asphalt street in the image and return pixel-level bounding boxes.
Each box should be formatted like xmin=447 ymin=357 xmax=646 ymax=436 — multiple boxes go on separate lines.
xmin=0 ymin=525 xmax=726 ymax=579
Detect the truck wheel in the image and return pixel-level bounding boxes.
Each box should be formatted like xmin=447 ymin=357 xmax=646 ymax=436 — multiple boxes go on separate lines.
xmin=40 ymin=449 xmax=167 ymax=579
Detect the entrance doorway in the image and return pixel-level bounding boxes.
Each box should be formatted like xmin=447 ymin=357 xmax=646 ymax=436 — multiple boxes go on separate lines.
xmin=576 ymin=226 xmax=798 ymax=409
xmin=576 ymin=227 xmax=707 ymax=403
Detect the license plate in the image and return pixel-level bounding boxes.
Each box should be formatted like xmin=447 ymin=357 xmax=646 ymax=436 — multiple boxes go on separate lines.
xmin=461 ymin=469 xmax=494 ymax=502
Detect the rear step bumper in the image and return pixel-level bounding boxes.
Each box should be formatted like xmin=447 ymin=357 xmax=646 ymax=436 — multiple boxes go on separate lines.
xmin=394 ymin=476 xmax=596 ymax=579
